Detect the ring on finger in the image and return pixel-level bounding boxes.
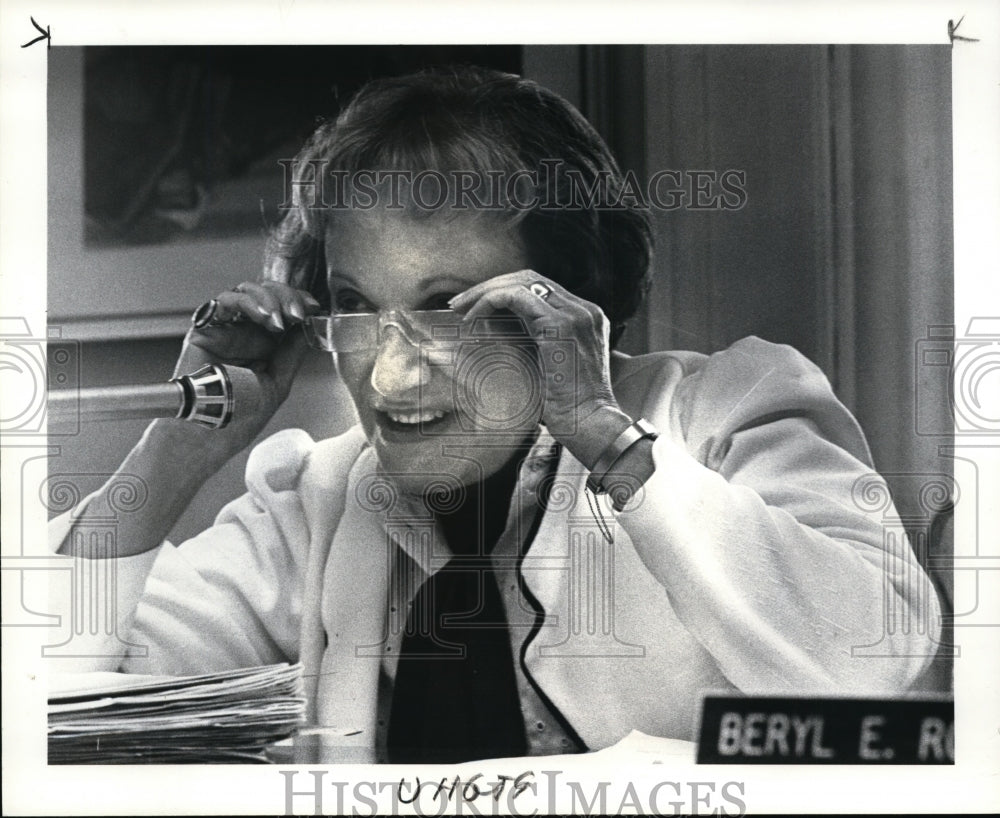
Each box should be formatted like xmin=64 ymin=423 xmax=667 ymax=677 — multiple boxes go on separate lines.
xmin=528 ymin=281 xmax=553 ymax=301
xmin=191 ymin=299 xmax=220 ymax=328
xmin=191 ymin=298 xmax=248 ymax=328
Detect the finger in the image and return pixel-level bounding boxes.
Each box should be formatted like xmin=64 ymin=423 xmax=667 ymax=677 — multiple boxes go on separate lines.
xmin=448 ymin=269 xmax=564 ymax=311
xmin=228 ymin=282 xmax=288 ymax=330
xmin=460 ymin=282 xmax=590 ymax=333
xmin=458 ymin=283 xmax=556 ymax=325
xmin=183 ymin=317 xmax=278 ymax=366
xmin=216 ymin=283 xmax=321 ymax=331
xmin=210 ymin=293 xmax=280 ymax=332
xmin=197 ymin=290 xmax=254 ymax=322
xmin=258 ymin=280 xmax=322 ymax=322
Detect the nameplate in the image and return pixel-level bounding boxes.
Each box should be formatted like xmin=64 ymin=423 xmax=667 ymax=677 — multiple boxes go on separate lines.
xmin=697 ymin=696 xmax=953 ymax=764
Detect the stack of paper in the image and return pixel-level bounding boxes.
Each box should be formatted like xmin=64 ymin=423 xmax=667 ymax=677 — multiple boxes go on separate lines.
xmin=48 ymin=663 xmax=307 ymax=764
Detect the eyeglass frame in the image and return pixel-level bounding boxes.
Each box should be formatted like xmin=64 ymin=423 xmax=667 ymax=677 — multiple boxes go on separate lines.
xmin=302 ymin=309 xmax=533 ymax=354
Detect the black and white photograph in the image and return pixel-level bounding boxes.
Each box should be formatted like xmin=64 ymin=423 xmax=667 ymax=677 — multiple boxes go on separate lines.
xmin=2 ymin=1 xmax=998 ymax=815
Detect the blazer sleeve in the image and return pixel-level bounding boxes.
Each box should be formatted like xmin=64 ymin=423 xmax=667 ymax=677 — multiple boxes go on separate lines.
xmin=48 ymin=428 xmax=320 ymax=675
xmin=614 ymin=337 xmax=942 ymax=694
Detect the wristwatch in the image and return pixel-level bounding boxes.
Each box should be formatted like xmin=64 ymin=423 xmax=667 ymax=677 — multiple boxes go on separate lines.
xmin=585 ymin=417 xmax=659 ymax=497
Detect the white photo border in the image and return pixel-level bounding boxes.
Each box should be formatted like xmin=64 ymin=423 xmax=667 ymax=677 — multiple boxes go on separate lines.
xmin=2 ymin=0 xmax=997 ymax=814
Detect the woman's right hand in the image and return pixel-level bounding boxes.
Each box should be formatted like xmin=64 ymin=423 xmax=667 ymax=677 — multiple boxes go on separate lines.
xmin=56 ymin=280 xmax=322 ymax=559
xmin=170 ymin=280 xmax=321 ymax=458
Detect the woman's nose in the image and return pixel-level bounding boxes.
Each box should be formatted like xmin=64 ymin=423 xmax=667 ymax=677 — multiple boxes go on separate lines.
xmin=370 ymin=326 xmax=430 ymax=397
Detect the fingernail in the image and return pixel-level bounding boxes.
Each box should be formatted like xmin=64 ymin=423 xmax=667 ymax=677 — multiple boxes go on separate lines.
xmin=270 ymin=310 xmax=285 ymax=331
xmin=289 ymin=303 xmax=305 ymax=321
xmin=303 ymin=294 xmax=321 ymax=307
xmin=256 ymin=304 xmax=271 ymax=316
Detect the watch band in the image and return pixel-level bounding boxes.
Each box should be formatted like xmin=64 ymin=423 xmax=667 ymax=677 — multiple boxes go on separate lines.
xmin=586 ymin=417 xmax=659 ymax=495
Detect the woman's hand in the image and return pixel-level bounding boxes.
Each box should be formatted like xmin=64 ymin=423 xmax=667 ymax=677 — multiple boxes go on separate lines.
xmin=172 ymin=280 xmax=321 ymax=456
xmin=56 ymin=280 xmax=322 ymax=559
xmin=448 ymin=270 xmax=634 ymax=470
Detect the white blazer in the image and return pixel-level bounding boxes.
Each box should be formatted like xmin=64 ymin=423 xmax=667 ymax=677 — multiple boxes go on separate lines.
xmin=50 ymin=337 xmax=941 ymax=762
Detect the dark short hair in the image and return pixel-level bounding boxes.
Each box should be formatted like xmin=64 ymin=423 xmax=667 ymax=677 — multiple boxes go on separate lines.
xmin=265 ymin=65 xmax=652 ymax=346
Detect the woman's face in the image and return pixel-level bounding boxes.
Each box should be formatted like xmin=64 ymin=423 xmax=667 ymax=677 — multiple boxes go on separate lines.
xmin=324 ymin=208 xmax=540 ymax=492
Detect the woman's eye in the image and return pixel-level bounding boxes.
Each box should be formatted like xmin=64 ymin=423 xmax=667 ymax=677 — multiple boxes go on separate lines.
xmin=333 ymin=290 xmax=375 ymax=313
xmin=423 ymin=293 xmax=459 ymax=311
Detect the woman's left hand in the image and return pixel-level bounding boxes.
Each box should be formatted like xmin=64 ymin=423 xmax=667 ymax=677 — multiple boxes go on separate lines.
xmin=448 ymin=269 xmax=634 ymax=469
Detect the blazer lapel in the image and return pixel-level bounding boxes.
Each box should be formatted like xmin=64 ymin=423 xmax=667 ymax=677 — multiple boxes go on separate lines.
xmin=312 ymin=448 xmax=391 ymax=761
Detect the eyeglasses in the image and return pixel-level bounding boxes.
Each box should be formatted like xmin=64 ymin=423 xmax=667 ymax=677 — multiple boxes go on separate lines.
xmin=303 ymin=309 xmax=532 ymax=353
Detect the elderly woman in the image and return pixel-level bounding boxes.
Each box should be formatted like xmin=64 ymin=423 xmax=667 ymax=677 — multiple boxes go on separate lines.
xmin=54 ymin=66 xmax=940 ymax=764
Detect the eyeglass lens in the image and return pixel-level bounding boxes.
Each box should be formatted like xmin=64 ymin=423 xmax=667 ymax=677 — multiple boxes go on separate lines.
xmin=303 ymin=310 xmax=531 ymax=353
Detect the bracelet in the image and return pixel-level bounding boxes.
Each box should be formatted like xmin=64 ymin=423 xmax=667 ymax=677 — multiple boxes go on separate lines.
xmin=585 ymin=417 xmax=659 ymax=496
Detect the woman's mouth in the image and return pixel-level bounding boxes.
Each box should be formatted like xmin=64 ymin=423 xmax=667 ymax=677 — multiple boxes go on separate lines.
xmin=385 ymin=409 xmax=447 ymax=425
xmin=374 ymin=407 xmax=454 ymax=439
